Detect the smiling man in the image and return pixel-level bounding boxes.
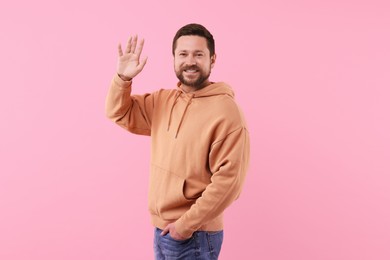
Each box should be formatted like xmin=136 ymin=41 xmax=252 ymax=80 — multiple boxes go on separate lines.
xmin=105 ymin=23 xmax=250 ymax=259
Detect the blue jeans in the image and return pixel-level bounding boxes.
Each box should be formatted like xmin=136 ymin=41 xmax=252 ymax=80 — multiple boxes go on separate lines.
xmin=154 ymin=228 xmax=223 ymax=260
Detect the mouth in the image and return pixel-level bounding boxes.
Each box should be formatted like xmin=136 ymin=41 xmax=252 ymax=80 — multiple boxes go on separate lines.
xmin=183 ymin=69 xmax=199 ymax=75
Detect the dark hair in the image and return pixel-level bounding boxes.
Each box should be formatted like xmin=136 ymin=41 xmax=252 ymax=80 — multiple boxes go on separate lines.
xmin=172 ymin=23 xmax=215 ymax=56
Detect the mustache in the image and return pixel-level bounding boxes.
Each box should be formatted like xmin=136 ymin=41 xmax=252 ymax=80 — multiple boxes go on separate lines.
xmin=182 ymin=65 xmax=200 ymax=71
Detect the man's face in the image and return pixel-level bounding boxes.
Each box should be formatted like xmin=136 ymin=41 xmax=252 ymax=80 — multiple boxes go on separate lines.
xmin=174 ymin=35 xmax=215 ymax=90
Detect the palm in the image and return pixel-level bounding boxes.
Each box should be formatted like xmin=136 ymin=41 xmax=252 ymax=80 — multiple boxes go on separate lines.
xmin=118 ymin=53 xmax=141 ymax=77
xmin=117 ymin=35 xmax=147 ymax=79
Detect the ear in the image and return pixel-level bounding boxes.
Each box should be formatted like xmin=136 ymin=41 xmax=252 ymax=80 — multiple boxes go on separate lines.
xmin=211 ymin=54 xmax=217 ymax=68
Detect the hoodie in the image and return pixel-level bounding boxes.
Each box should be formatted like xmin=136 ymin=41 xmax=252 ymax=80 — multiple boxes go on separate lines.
xmin=105 ymin=74 xmax=250 ymax=238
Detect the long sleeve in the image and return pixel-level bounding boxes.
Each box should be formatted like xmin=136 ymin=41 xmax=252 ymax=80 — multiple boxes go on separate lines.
xmin=175 ymin=126 xmax=250 ymax=238
xmin=105 ymin=74 xmax=155 ymax=136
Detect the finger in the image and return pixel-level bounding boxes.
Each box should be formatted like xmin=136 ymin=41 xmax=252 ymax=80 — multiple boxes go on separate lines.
xmin=134 ymin=38 xmax=145 ymax=58
xmin=118 ymin=43 xmax=123 ymax=57
xmin=130 ymin=35 xmax=138 ymax=53
xmin=160 ymin=226 xmax=169 ymax=236
xmin=125 ymin=36 xmax=133 ymax=53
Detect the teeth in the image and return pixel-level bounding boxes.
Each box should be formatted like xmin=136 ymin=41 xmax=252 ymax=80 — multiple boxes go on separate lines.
xmin=186 ymin=70 xmax=197 ymax=72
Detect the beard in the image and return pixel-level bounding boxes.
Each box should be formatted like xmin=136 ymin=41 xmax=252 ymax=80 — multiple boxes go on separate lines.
xmin=175 ymin=65 xmax=211 ymax=90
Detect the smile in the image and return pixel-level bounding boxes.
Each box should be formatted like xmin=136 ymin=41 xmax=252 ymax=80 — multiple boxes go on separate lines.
xmin=184 ymin=69 xmax=199 ymax=73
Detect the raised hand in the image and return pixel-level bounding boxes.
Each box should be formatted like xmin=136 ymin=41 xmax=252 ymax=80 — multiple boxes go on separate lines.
xmin=117 ymin=35 xmax=148 ymax=81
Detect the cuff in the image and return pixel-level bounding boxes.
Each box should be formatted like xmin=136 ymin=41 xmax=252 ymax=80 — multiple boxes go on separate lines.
xmin=175 ymin=217 xmax=195 ymax=238
xmin=113 ymin=73 xmax=132 ymax=89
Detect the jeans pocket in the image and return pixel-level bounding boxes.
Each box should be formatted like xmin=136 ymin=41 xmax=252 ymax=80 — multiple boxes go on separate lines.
xmin=166 ymin=232 xmax=193 ymax=244
xmin=158 ymin=232 xmax=194 ymax=258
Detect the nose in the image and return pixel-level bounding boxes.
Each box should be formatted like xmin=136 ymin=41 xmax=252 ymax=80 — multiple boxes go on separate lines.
xmin=185 ymin=54 xmax=196 ymax=66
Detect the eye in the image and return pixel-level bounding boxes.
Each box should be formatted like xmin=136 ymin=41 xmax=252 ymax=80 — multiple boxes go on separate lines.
xmin=196 ymin=53 xmax=203 ymax=57
xmin=179 ymin=53 xmax=186 ymax=56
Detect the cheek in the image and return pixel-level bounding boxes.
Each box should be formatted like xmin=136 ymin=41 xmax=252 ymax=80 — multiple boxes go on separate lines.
xmin=174 ymin=64 xmax=184 ymax=74
xmin=173 ymin=60 xmax=180 ymax=69
xmin=174 ymin=59 xmax=183 ymax=67
xmin=175 ymin=59 xmax=188 ymax=73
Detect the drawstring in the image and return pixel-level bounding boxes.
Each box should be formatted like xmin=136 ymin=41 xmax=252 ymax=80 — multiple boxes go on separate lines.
xmin=167 ymin=91 xmax=195 ymax=138
xmin=167 ymin=91 xmax=181 ymax=131
xmin=175 ymin=94 xmax=194 ymax=138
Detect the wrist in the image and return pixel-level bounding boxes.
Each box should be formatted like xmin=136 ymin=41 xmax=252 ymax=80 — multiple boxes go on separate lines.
xmin=117 ymin=73 xmax=132 ymax=81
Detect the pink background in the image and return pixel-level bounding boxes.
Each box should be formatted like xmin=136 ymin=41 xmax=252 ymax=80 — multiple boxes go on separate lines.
xmin=1 ymin=0 xmax=389 ymax=259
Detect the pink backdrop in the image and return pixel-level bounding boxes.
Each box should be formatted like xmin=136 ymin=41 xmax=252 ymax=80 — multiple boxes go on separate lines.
xmin=1 ymin=0 xmax=389 ymax=259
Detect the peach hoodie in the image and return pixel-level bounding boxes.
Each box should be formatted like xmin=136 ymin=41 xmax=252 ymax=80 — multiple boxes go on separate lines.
xmin=105 ymin=74 xmax=250 ymax=238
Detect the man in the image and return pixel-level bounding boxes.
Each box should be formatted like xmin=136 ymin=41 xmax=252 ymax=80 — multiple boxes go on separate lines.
xmin=105 ymin=23 xmax=250 ymax=260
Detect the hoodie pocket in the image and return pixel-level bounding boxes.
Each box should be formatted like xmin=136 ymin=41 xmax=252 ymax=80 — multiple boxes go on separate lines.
xmin=148 ymin=164 xmax=194 ymax=220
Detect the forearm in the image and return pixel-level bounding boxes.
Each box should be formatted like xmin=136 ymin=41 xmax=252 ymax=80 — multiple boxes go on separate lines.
xmin=175 ymin=165 xmax=245 ymax=238
xmin=105 ymin=74 xmax=133 ymax=124
xmin=105 ymin=74 xmax=154 ymax=135
xmin=175 ymin=127 xmax=250 ymax=238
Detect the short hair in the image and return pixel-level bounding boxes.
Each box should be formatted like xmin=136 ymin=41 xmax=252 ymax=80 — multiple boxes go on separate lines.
xmin=172 ymin=23 xmax=215 ymax=56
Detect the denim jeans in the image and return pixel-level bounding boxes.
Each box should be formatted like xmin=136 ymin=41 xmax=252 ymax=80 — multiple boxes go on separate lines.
xmin=154 ymin=228 xmax=223 ymax=260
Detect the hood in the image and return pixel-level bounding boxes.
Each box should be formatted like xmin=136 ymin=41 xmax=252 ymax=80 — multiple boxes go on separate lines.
xmin=167 ymin=82 xmax=235 ymax=138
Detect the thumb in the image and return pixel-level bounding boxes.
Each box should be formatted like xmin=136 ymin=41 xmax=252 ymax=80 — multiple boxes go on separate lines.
xmin=137 ymin=56 xmax=148 ymax=71
xmin=160 ymin=225 xmax=170 ymax=236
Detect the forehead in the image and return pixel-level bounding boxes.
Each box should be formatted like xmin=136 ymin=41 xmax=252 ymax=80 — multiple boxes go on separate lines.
xmin=175 ymin=35 xmax=209 ymax=53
